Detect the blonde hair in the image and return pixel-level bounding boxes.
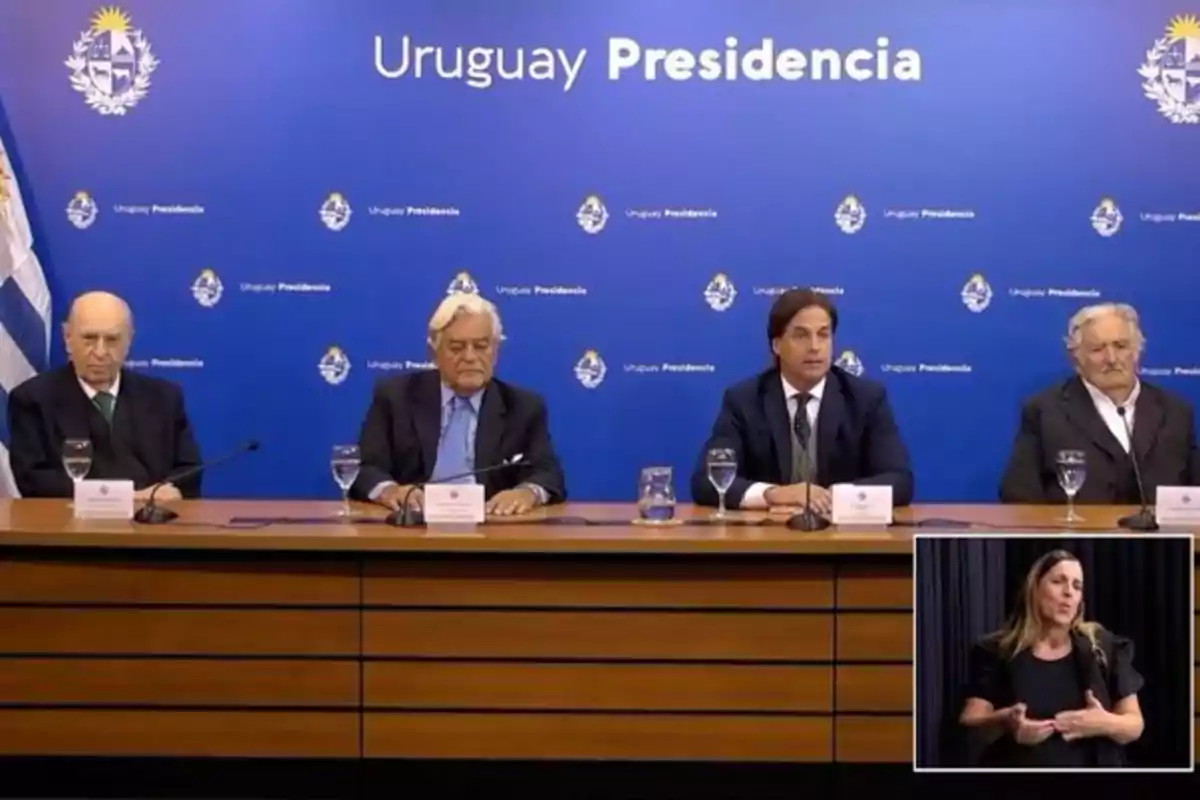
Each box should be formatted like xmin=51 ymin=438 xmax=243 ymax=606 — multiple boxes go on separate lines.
xmin=989 ymin=549 xmax=1106 ymax=665
xmin=426 ymin=293 xmax=502 ymax=349
xmin=1064 ymin=302 xmax=1144 ymax=356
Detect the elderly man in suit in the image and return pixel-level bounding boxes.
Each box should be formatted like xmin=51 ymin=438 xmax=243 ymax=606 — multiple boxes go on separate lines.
xmin=1000 ymin=302 xmax=1200 ymax=504
xmin=690 ymin=288 xmax=914 ymax=515
xmin=351 ymin=292 xmax=566 ymax=516
xmin=7 ymin=291 xmax=202 ymax=499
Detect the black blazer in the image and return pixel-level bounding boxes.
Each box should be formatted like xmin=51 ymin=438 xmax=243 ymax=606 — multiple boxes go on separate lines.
xmin=999 ymin=377 xmax=1200 ymax=504
xmin=350 ymin=370 xmax=566 ymax=503
xmin=7 ymin=365 xmax=203 ymax=498
xmin=965 ymin=628 xmax=1143 ymax=767
xmin=690 ymin=366 xmax=914 ymax=507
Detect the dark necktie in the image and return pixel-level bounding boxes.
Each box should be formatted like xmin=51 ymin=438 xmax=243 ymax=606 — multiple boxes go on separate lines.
xmin=791 ymin=392 xmax=813 ymax=483
xmin=92 ymin=391 xmax=115 ymax=423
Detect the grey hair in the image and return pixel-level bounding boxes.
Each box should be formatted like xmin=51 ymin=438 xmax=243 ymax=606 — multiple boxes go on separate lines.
xmin=1064 ymin=302 xmax=1145 ymax=355
xmin=427 ymin=292 xmax=503 ymax=349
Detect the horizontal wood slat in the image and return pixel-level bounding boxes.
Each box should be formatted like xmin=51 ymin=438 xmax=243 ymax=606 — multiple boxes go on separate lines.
xmin=365 ymin=662 xmax=831 ymax=712
xmin=0 ymin=609 xmax=358 ymax=656
xmin=837 ymin=564 xmax=912 ymax=609
xmin=836 ymin=716 xmax=911 ymax=763
xmin=364 ymin=560 xmax=833 ymax=608
xmin=0 ymin=659 xmax=358 ymax=707
xmin=0 ymin=709 xmax=358 ymax=757
xmin=837 ymin=613 xmax=912 ymax=661
xmin=0 ymin=558 xmax=358 ymax=605
xmin=364 ymin=611 xmax=832 ymax=661
xmin=836 ymin=665 xmax=912 ymax=712
xmin=364 ymin=713 xmax=832 ymax=760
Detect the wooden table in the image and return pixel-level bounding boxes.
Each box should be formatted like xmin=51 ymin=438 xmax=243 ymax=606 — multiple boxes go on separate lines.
xmin=0 ymin=500 xmax=1194 ymax=764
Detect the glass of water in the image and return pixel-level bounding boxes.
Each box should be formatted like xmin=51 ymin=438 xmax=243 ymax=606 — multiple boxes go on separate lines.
xmin=62 ymin=439 xmax=93 ymax=504
xmin=330 ymin=444 xmax=361 ymax=518
xmin=706 ymin=447 xmax=737 ymax=519
xmin=1056 ymin=449 xmax=1086 ymax=524
xmin=637 ymin=466 xmax=676 ymax=524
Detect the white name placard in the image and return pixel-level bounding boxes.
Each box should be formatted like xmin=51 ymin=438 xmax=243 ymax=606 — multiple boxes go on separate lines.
xmin=423 ymin=483 xmax=485 ymax=524
xmin=73 ymin=479 xmax=135 ymax=520
xmin=831 ymin=484 xmax=893 ymax=526
xmin=1154 ymin=486 xmax=1200 ymax=525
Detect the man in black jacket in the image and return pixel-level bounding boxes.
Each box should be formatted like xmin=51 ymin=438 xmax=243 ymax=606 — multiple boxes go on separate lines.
xmin=1000 ymin=302 xmax=1200 ymax=504
xmin=691 ymin=288 xmax=914 ymax=513
xmin=7 ymin=291 xmax=201 ymax=499
xmin=351 ymin=292 xmax=566 ymax=516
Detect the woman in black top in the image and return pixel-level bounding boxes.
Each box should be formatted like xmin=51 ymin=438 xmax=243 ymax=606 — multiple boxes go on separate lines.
xmin=958 ymin=549 xmax=1145 ymax=767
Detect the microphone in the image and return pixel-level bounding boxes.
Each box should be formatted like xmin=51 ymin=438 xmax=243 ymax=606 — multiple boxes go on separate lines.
xmin=133 ymin=440 xmax=261 ymax=524
xmin=1115 ymin=406 xmax=1159 ymax=532
xmin=787 ymin=436 xmax=830 ymax=532
xmin=386 ymin=453 xmax=526 ymax=527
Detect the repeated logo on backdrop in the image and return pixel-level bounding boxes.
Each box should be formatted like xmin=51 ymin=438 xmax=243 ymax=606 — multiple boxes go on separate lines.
xmin=66 ymin=6 xmax=158 ymax=115
xmin=1139 ymin=14 xmax=1200 ymax=124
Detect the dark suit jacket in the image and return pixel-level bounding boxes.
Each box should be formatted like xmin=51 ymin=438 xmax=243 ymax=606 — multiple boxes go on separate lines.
xmin=999 ymin=377 xmax=1200 ymax=504
xmin=690 ymin=366 xmax=914 ymax=507
xmin=7 ymin=365 xmax=203 ymax=498
xmin=350 ymin=370 xmax=566 ymax=503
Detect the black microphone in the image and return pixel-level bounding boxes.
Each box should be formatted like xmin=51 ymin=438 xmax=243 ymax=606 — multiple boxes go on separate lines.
xmin=133 ymin=440 xmax=261 ymax=524
xmin=1115 ymin=406 xmax=1159 ymax=532
xmin=387 ymin=453 xmax=526 ymax=527
xmin=787 ymin=433 xmax=830 ymax=532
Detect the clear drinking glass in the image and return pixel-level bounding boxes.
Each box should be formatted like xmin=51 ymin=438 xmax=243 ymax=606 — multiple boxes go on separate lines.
xmin=330 ymin=444 xmax=361 ymax=518
xmin=1056 ymin=449 xmax=1087 ymax=524
xmin=706 ymin=448 xmax=737 ymax=518
xmin=62 ymin=438 xmax=93 ymax=506
xmin=637 ymin=466 xmax=676 ymax=523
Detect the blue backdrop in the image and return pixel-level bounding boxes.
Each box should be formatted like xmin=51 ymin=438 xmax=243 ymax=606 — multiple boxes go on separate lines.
xmin=1 ymin=0 xmax=1197 ymax=502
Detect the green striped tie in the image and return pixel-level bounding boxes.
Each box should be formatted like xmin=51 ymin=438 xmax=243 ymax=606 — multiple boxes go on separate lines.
xmin=92 ymin=391 xmax=115 ymax=423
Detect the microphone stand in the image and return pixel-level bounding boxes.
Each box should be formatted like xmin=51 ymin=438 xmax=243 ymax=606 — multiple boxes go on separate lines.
xmin=386 ymin=456 xmax=524 ymax=527
xmin=134 ymin=440 xmax=261 ymax=524
xmin=1116 ymin=406 xmax=1159 ymax=532
xmin=787 ymin=439 xmax=830 ymax=531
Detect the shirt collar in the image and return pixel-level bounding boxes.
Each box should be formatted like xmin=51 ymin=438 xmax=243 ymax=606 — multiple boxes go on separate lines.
xmin=441 ymin=381 xmax=484 ymax=413
xmin=78 ymin=371 xmax=121 ymax=401
xmin=781 ymin=374 xmax=825 ymax=404
xmin=1082 ymin=377 xmax=1139 ymax=411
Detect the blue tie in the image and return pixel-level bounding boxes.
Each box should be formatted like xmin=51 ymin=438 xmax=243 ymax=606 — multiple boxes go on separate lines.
xmin=430 ymin=395 xmax=475 ymax=483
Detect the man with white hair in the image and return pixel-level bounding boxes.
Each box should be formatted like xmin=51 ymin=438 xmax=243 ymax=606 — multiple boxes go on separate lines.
xmin=1000 ymin=302 xmax=1199 ymax=504
xmin=351 ymin=293 xmax=566 ymax=515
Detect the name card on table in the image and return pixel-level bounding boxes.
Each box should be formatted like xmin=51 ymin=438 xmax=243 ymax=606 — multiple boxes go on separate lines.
xmin=831 ymin=484 xmax=893 ymax=526
xmin=423 ymin=483 xmax=485 ymax=524
xmin=1154 ymin=486 xmax=1200 ymax=525
xmin=73 ymin=479 xmax=134 ymax=520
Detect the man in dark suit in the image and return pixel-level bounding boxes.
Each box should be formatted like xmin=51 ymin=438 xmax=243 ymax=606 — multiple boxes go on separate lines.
xmin=351 ymin=292 xmax=566 ymax=516
xmin=7 ymin=291 xmax=202 ymax=499
xmin=691 ymin=288 xmax=914 ymax=513
xmin=1000 ymin=303 xmax=1200 ymax=504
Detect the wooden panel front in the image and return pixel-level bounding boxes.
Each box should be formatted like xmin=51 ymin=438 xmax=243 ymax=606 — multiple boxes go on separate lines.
xmin=364 ymin=610 xmax=832 ymax=660
xmin=364 ymin=712 xmax=831 ymax=760
xmin=365 ymin=662 xmax=831 ymax=712
xmin=836 ymin=613 xmax=912 ymax=661
xmin=0 ymin=609 xmax=358 ymax=656
xmin=837 ymin=563 xmax=912 ymax=609
xmin=0 ymin=659 xmax=358 ymax=707
xmin=837 ymin=665 xmax=912 ymax=712
xmin=0 ymin=709 xmax=358 ymax=757
xmin=0 ymin=557 xmax=358 ymax=605
xmin=364 ymin=560 xmax=833 ymax=608
xmin=836 ymin=716 xmax=911 ymax=762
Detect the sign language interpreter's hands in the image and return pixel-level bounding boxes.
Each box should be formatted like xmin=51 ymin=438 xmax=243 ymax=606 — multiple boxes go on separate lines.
xmin=1054 ymin=690 xmax=1110 ymax=742
xmin=1007 ymin=702 xmax=1056 ymax=746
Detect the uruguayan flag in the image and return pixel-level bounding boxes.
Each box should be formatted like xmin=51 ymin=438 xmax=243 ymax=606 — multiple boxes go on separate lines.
xmin=0 ymin=136 xmax=51 ymax=497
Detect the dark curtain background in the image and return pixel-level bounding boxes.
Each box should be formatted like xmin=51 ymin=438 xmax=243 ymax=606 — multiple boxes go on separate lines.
xmin=1003 ymin=536 xmax=1194 ymax=769
xmin=914 ymin=537 xmax=1007 ymax=767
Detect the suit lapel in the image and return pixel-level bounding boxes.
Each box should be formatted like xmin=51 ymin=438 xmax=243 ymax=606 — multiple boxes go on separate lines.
xmin=761 ymin=375 xmax=792 ymax=483
xmin=51 ymin=368 xmax=95 ymax=441
xmin=816 ymin=374 xmax=844 ymax=484
xmin=414 ymin=372 xmax=441 ymax=477
xmin=1132 ymin=385 xmax=1165 ymax=464
xmin=109 ymin=371 xmax=139 ymax=453
xmin=1061 ymin=378 xmax=1125 ymax=463
xmin=474 ymin=382 xmax=506 ymax=475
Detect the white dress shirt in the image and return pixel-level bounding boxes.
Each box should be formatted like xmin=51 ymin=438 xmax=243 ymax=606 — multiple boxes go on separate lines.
xmin=741 ymin=375 xmax=825 ymax=509
xmin=1082 ymin=378 xmax=1140 ymax=453
xmin=78 ymin=373 xmax=121 ymax=404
